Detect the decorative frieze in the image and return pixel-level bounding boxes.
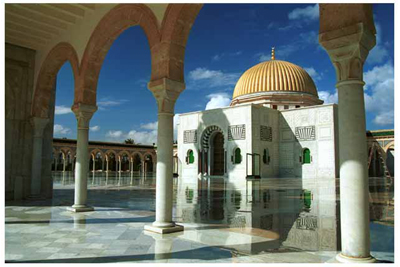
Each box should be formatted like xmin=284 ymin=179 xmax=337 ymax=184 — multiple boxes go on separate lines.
xmin=260 ymin=125 xmax=272 ymax=141
xmin=183 ymin=130 xmax=197 ymax=143
xmin=228 ymin=124 xmax=246 ymax=140
xmin=296 ymin=214 xmax=318 ymax=231
xmin=295 ymin=126 xmax=316 ymax=141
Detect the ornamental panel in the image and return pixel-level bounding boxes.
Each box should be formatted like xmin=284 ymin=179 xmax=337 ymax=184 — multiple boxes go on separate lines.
xmin=183 ymin=130 xmax=197 ymax=143
xmin=260 ymin=125 xmax=272 ymax=141
xmin=228 ymin=124 xmax=246 ymax=140
xmin=295 ymin=126 xmax=316 ymax=141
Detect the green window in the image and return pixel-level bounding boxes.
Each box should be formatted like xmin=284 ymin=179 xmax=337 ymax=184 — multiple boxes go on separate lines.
xmin=303 ymin=148 xmax=311 ymax=164
xmin=234 ymin=148 xmax=242 ymax=164
xmin=187 ymin=150 xmax=194 ymax=164
xmin=263 ymin=148 xmax=270 ymax=165
xmin=303 ymin=190 xmax=312 ymax=210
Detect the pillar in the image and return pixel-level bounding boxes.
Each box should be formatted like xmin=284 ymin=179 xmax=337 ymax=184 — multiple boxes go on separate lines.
xmin=29 ymin=117 xmax=49 ymax=197
xmin=319 ymin=15 xmax=376 ymax=262
xmin=106 ymin=159 xmax=109 ymax=172
xmin=63 ymin=156 xmax=66 ymax=172
xmin=144 ymin=78 xmax=185 ymax=234
xmin=92 ymin=155 xmax=95 ymax=172
xmin=67 ymin=104 xmax=97 ymax=212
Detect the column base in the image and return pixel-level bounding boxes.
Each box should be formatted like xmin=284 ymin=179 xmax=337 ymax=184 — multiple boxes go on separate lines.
xmin=144 ymin=223 xmax=184 ymax=234
xmin=336 ymin=253 xmax=377 ymax=263
xmin=67 ymin=205 xmax=94 ymax=213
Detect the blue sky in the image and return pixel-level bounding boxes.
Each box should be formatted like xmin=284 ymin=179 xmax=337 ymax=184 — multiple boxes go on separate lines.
xmin=54 ymin=3 xmax=394 ymax=144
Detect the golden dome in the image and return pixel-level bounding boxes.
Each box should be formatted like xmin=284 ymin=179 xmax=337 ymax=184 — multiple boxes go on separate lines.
xmin=232 ymin=59 xmax=318 ymax=99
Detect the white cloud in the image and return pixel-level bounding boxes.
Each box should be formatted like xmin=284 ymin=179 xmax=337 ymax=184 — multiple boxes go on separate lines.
xmin=304 ymin=67 xmax=322 ymax=81
xmin=188 ymin=67 xmax=240 ymax=88
xmin=97 ymin=98 xmax=128 ymax=110
xmin=54 ymin=124 xmax=71 ymax=135
xmin=205 ymin=93 xmax=231 ymax=110
xmin=367 ymin=23 xmax=389 ymax=65
xmin=288 ymin=4 xmax=319 ymax=21
xmin=363 ymin=62 xmax=394 ymax=126
xmin=126 ymin=129 xmax=157 ymax=145
xmin=318 ymin=90 xmax=338 ymax=104
xmin=55 ymin=105 xmax=72 ymax=115
xmin=106 ymin=130 xmax=123 ymax=138
xmin=140 ymin=121 xmax=158 ymax=130
xmin=90 ymin=125 xmax=100 ymax=132
xmin=256 ymin=53 xmax=271 ymax=62
xmin=212 ymin=54 xmax=222 ymax=61
xmin=104 ymin=115 xmax=181 ymax=145
xmin=373 ymin=112 xmax=394 ymax=126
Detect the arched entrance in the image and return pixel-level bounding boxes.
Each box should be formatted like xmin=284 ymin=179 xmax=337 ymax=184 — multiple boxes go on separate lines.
xmin=211 ymin=132 xmax=225 ymax=175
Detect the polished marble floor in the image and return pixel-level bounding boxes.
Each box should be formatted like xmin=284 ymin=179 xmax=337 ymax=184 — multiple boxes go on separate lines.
xmin=5 ymin=172 xmax=394 ymax=263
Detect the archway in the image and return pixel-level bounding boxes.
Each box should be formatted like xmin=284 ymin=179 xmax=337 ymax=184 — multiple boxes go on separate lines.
xmin=144 ymin=154 xmax=154 ymax=173
xmin=121 ymin=153 xmax=130 ymax=172
xmin=132 ymin=153 xmax=142 ymax=172
xmin=211 ymin=132 xmax=225 ymax=176
xmin=106 ymin=152 xmax=117 ymax=172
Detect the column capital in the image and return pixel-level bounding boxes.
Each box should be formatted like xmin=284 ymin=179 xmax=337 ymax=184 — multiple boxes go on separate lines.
xmin=319 ymin=23 xmax=376 ymax=83
xmin=148 ymin=78 xmax=185 ymax=114
xmin=71 ymin=103 xmax=97 ymax=129
xmin=30 ymin=117 xmax=49 ymax=137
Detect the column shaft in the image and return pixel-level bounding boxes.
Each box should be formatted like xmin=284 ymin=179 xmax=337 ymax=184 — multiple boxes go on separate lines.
xmin=153 ymin=113 xmax=174 ymax=227
xmin=73 ymin=127 xmax=90 ymax=207
xmin=338 ymin=82 xmax=370 ymax=258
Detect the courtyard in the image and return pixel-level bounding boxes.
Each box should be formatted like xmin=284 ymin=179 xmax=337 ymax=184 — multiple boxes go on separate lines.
xmin=5 ymin=172 xmax=394 ymax=263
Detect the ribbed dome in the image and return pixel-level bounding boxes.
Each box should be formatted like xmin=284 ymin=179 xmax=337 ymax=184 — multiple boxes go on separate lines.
xmin=232 ymin=60 xmax=318 ymax=99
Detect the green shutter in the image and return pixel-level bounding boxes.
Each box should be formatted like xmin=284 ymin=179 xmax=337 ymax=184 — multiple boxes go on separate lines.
xmin=303 ymin=190 xmax=312 ymax=209
xmin=188 ymin=150 xmax=194 ymax=164
xmin=234 ymin=148 xmax=241 ymax=164
xmin=303 ymin=148 xmax=311 ymax=164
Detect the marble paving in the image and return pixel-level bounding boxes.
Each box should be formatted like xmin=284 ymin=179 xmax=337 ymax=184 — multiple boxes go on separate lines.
xmin=5 ymin=173 xmax=394 ymax=263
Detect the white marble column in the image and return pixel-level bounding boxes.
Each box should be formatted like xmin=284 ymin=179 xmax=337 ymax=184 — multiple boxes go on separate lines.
xmin=92 ymin=155 xmax=95 ymax=172
xmin=145 ymin=78 xmax=185 ymax=234
xmin=63 ymin=157 xmax=66 ymax=172
xmin=29 ymin=117 xmax=49 ymax=197
xmin=67 ymin=104 xmax=97 ymax=212
xmin=320 ymin=22 xmax=376 ymax=263
xmin=106 ymin=159 xmax=109 ymax=172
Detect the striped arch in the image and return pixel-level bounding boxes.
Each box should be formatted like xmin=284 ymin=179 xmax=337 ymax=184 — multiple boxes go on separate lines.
xmin=131 ymin=152 xmax=143 ymax=162
xmin=384 ymin=140 xmax=395 ymax=152
xmin=118 ymin=150 xmax=131 ymax=160
xmin=91 ymin=148 xmax=104 ymax=158
xmin=143 ymin=152 xmax=154 ymax=161
xmin=104 ymin=150 xmax=117 ymax=161
xmin=201 ymin=125 xmax=224 ymax=149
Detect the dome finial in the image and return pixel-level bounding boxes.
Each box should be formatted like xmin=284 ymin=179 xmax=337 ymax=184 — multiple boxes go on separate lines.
xmin=271 ymin=47 xmax=275 ymax=60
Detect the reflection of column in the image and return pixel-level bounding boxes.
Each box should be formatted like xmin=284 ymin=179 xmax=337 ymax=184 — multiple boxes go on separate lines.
xmin=63 ymin=157 xmax=66 ymax=172
xmin=29 ymin=117 xmax=49 ymax=197
xmin=144 ymin=231 xmax=175 ymax=262
xmin=67 ymin=104 xmax=97 ymax=212
xmin=145 ymin=78 xmax=184 ymax=234
xmin=320 ymin=16 xmax=376 ymax=263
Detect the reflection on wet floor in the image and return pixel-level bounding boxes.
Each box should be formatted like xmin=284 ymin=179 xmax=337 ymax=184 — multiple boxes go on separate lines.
xmin=5 ymin=171 xmax=394 ymax=263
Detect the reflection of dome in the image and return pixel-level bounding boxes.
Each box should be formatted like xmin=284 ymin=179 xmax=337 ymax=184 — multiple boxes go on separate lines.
xmin=231 ymin=48 xmax=323 ymax=108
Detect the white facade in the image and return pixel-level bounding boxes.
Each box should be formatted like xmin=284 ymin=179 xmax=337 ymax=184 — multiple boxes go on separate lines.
xmin=177 ymin=103 xmax=338 ymax=187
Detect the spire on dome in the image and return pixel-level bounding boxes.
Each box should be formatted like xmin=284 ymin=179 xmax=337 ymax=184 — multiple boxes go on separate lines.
xmin=271 ymin=47 xmax=275 ymax=60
